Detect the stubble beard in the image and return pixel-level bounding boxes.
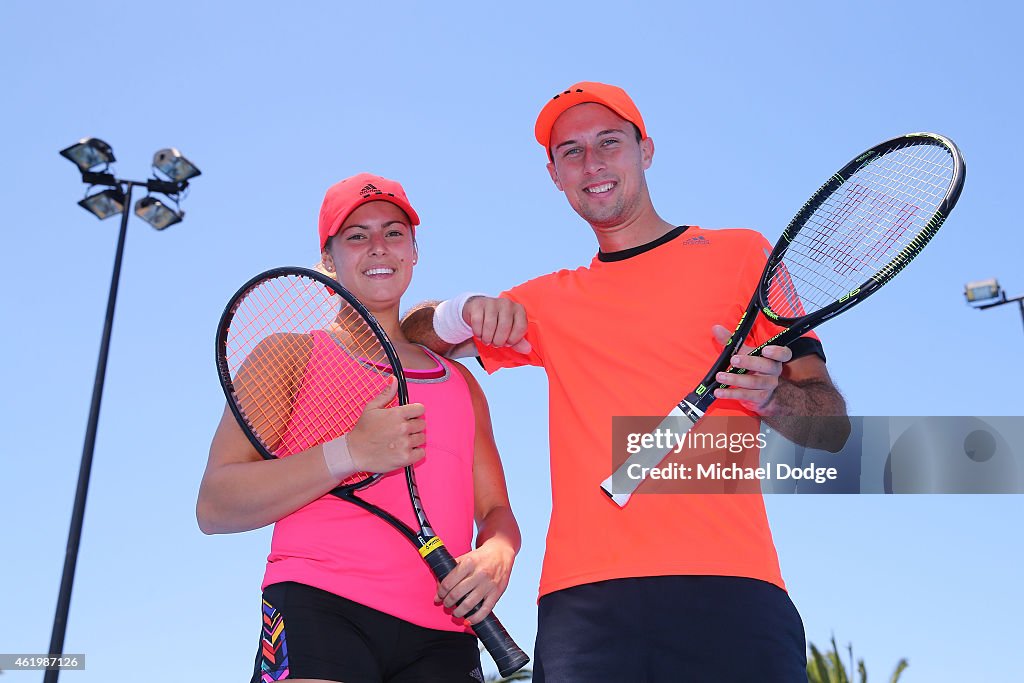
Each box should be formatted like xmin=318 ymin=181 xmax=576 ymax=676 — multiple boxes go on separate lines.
xmin=576 ymin=190 xmax=640 ymax=231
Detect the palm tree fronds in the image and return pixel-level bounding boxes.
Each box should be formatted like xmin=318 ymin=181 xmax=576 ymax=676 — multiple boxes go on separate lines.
xmin=890 ymin=658 xmax=909 ymax=683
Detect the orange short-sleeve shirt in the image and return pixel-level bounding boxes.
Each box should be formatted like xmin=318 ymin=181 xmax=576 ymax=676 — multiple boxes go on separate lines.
xmin=479 ymin=226 xmax=817 ymax=598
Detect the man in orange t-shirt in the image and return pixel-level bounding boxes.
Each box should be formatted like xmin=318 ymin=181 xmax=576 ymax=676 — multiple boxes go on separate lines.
xmin=404 ymin=82 xmax=849 ymax=682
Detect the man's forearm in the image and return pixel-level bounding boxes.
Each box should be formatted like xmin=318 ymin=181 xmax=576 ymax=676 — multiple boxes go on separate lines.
xmin=761 ymin=377 xmax=851 ymax=453
xmin=401 ymin=301 xmax=453 ymax=354
xmin=401 ymin=301 xmax=479 ymax=358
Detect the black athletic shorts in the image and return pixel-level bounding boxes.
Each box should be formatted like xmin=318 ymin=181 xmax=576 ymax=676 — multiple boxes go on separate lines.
xmin=533 ymin=575 xmax=807 ymax=683
xmin=251 ymin=582 xmax=483 ymax=683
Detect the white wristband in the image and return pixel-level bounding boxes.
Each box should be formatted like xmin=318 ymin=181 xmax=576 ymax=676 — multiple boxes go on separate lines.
xmin=434 ymin=292 xmax=485 ymax=344
xmin=322 ymin=436 xmax=356 ymax=481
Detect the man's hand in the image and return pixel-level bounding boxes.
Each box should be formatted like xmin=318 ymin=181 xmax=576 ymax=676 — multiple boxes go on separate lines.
xmin=706 ymin=325 xmax=851 ymax=451
xmin=709 ymin=324 xmax=791 ymax=414
xmin=463 ymin=296 xmax=532 ymax=354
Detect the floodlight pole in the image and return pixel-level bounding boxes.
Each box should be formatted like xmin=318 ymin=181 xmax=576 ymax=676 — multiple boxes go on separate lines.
xmin=49 ymin=139 xmax=197 ymax=679
xmin=46 ymin=169 xmax=186 ymax=680
xmin=974 ymin=292 xmax=1024 ymax=335
xmin=44 ymin=181 xmax=135 ymax=683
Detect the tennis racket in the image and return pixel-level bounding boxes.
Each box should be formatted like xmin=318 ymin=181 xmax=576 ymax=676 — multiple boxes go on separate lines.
xmin=216 ymin=266 xmax=529 ymax=677
xmin=601 ymin=132 xmax=966 ymax=506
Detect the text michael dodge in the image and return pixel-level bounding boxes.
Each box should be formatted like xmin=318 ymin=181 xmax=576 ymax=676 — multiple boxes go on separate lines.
xmin=626 ymin=461 xmax=839 ymax=484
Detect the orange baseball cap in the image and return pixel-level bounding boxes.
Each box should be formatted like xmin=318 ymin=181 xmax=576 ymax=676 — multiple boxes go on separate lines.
xmin=534 ymin=81 xmax=647 ymax=151
xmin=318 ymin=172 xmax=420 ymax=249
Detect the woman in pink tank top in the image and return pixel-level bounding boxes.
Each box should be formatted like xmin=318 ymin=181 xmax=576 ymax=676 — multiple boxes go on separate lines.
xmin=197 ymin=173 xmax=521 ymax=683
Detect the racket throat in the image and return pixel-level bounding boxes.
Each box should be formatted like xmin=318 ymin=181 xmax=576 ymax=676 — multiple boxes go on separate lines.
xmin=406 ymin=470 xmax=437 ymax=538
xmin=417 ymin=534 xmax=445 ymax=558
xmin=677 ymin=399 xmax=705 ymax=422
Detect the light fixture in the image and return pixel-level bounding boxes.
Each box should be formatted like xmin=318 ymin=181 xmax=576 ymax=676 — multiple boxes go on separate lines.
xmin=52 ymin=137 xmax=200 ymax=682
xmin=78 ymin=188 xmax=126 ymax=219
xmin=60 ymin=137 xmax=116 ymax=173
xmin=963 ymin=277 xmax=1023 ymax=335
xmin=134 ymin=195 xmax=183 ymax=230
xmin=152 ymin=148 xmax=201 ymax=183
xmin=964 ymin=278 xmax=1003 ymax=305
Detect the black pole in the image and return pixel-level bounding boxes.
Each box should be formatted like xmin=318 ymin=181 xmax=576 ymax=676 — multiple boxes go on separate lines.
xmin=44 ymin=182 xmax=134 ymax=683
xmin=974 ymin=292 xmax=1024 ymax=337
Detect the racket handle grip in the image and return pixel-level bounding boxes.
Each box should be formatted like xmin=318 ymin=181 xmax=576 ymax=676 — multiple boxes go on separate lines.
xmin=423 ymin=544 xmax=531 ymax=677
xmin=599 ymin=403 xmax=702 ymax=508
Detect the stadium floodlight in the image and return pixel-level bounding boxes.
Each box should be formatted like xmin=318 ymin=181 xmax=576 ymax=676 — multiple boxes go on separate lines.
xmin=78 ymin=188 xmax=126 ymax=220
xmin=152 ymin=147 xmax=201 ymax=184
xmin=964 ymin=278 xmax=1003 ymax=305
xmin=964 ymin=277 xmax=1023 ymax=336
xmin=59 ymin=137 xmax=115 ymax=173
xmin=135 ymin=195 xmax=183 ymax=230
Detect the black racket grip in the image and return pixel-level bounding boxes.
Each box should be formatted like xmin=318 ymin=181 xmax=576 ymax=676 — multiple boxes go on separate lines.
xmin=423 ymin=544 xmax=530 ymax=677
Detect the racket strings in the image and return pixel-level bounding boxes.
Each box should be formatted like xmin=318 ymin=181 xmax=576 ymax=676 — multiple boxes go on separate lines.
xmin=225 ymin=274 xmax=397 ymax=482
xmin=768 ymin=141 xmax=954 ymax=315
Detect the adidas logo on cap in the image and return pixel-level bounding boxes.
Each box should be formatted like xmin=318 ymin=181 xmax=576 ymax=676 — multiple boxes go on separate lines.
xmin=359 ymin=183 xmax=395 ymax=200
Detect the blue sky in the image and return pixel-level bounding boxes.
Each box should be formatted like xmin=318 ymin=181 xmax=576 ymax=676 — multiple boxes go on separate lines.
xmin=2 ymin=1 xmax=1022 ymax=681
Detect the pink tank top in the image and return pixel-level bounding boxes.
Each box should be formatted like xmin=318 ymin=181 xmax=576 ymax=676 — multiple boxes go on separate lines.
xmin=262 ymin=330 xmax=476 ymax=632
